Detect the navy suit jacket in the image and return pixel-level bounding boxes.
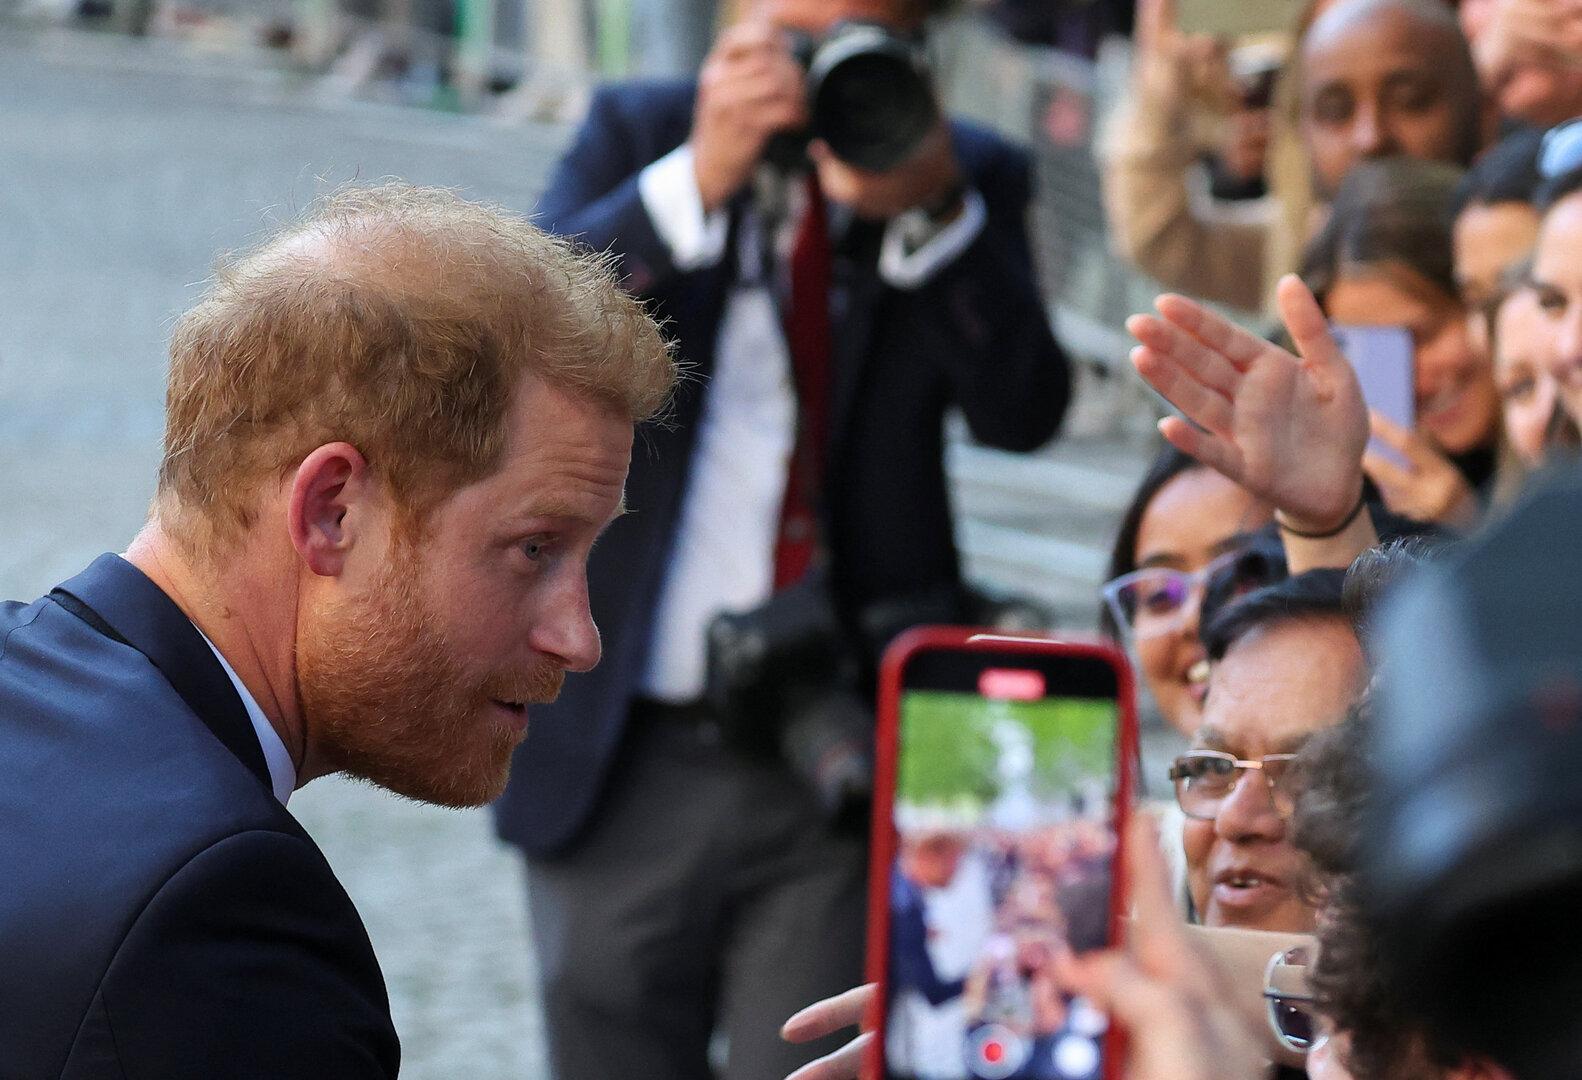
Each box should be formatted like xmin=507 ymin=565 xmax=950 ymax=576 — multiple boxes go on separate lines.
xmin=494 ymin=79 xmax=1070 ymax=855
xmin=0 ymin=555 xmax=399 ymax=1079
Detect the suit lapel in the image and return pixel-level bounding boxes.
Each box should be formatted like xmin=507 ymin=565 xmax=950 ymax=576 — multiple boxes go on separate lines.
xmin=829 ymin=220 xmax=886 ymax=460
xmin=51 ymin=554 xmax=273 ymax=793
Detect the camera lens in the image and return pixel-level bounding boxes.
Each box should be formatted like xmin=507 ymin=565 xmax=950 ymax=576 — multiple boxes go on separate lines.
xmin=807 ymin=26 xmax=937 ymax=172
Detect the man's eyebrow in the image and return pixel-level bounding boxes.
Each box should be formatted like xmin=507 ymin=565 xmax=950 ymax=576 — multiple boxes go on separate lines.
xmin=1527 ymin=272 xmax=1560 ymax=293
xmin=511 ymin=493 xmax=627 ymax=527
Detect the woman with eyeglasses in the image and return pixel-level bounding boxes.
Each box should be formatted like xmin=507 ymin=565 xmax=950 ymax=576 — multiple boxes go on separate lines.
xmin=1101 ymin=446 xmax=1277 ymax=739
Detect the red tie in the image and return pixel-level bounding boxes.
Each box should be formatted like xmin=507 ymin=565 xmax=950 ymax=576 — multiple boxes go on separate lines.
xmin=773 ymin=173 xmax=834 ymax=591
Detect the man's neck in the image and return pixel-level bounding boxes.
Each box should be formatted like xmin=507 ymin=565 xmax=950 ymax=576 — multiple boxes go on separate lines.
xmin=124 ymin=523 xmax=315 ymax=786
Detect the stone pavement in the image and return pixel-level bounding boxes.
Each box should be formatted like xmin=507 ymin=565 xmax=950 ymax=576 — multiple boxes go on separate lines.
xmin=0 ymin=24 xmax=1156 ymax=1079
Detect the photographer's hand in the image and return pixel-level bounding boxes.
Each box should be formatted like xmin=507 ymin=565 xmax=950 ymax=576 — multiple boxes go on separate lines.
xmin=692 ymin=22 xmax=809 ymax=213
xmin=780 ymin=983 xmax=875 ymax=1080
xmin=811 ymin=121 xmax=964 ymax=222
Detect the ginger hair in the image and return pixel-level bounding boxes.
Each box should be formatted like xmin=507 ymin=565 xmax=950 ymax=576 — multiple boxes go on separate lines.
xmin=155 ymin=182 xmax=674 ymax=552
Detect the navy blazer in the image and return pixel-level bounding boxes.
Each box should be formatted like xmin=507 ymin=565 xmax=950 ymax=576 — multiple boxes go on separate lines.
xmin=494 ymin=79 xmax=1070 ymax=855
xmin=0 ymin=555 xmax=399 ymax=1079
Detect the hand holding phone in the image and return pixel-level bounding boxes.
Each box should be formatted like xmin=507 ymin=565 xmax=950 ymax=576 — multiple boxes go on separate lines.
xmin=865 ymin=630 xmax=1137 ymax=1080
xmin=1330 ymin=324 xmax=1415 ymax=468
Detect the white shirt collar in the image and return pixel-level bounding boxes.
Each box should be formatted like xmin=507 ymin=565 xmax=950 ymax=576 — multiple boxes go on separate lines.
xmin=193 ymin=627 xmax=297 ymax=806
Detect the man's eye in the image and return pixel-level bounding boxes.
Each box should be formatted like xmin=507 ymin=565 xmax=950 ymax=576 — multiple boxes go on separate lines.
xmin=1388 ymin=78 xmax=1439 ymax=113
xmin=523 ymin=538 xmax=551 ymax=561
xmin=1309 ymin=89 xmax=1352 ymax=125
xmin=1537 ymin=290 xmax=1566 ymax=315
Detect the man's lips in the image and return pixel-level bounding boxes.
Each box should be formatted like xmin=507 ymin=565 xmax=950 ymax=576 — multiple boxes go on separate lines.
xmin=488 ymin=698 xmax=530 ymax=735
xmin=1210 ymin=865 xmax=1290 ymax=917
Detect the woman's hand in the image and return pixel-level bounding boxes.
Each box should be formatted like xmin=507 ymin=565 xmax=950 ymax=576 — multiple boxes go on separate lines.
xmin=1128 ymin=275 xmax=1371 ymax=534
xmin=1363 ymin=413 xmax=1480 ymax=528
xmin=781 ymin=983 xmax=875 ymax=1080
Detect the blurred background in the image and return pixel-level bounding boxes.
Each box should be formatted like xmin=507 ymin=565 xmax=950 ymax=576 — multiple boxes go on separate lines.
xmin=0 ymin=2 xmax=1171 ymax=1075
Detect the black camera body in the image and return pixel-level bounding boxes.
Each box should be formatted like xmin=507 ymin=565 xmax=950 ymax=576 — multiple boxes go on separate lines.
xmin=770 ymin=21 xmax=939 ymax=173
xmin=703 ymin=577 xmax=977 ymax=834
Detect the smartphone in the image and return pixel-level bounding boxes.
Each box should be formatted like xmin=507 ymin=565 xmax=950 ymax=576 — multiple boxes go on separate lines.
xmin=865 ymin=629 xmax=1138 ymax=1080
xmin=1331 ymin=324 xmax=1415 ymax=467
xmin=1176 ymin=0 xmax=1305 ymax=36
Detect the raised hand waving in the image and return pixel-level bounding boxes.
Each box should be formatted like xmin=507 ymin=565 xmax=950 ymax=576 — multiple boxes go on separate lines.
xmin=1127 ymin=275 xmax=1370 ymax=536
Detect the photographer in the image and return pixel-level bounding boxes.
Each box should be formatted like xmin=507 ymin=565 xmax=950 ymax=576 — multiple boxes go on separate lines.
xmin=490 ymin=2 xmax=1070 ymax=1077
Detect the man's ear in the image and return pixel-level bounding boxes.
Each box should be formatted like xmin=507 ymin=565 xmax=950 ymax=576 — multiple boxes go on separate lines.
xmin=288 ymin=443 xmax=375 ymax=578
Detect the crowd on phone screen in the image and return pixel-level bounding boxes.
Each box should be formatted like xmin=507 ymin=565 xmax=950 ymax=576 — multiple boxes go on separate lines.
xmin=1068 ymin=1 xmax=1582 ymax=1078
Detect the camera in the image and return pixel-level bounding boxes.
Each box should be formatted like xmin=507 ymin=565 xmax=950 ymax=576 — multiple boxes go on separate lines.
xmin=703 ymin=577 xmax=986 ymax=834
xmin=770 ymin=21 xmax=939 ymax=173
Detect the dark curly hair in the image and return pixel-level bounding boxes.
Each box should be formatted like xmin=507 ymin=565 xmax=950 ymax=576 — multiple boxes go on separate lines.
xmin=1291 ymin=703 xmax=1457 ymax=1080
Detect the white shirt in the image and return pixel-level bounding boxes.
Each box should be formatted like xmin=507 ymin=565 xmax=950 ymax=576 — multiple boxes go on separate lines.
xmin=196 ymin=626 xmax=297 ymax=805
xmin=635 ymin=145 xmax=986 ymax=701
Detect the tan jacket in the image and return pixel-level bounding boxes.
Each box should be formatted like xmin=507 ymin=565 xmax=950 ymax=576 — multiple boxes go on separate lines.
xmin=1100 ymin=72 xmax=1314 ymax=317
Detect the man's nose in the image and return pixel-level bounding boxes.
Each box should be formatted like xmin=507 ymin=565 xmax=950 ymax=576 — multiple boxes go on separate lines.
xmin=1214 ymin=768 xmax=1286 ymax=842
xmin=1352 ymin=102 xmax=1393 ymax=158
xmin=532 ymin=582 xmax=603 ymax=673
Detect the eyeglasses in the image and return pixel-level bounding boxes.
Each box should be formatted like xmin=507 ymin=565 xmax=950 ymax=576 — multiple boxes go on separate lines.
xmin=1263 ymin=945 xmax=1317 ymax=1054
xmin=1541 ymin=117 xmax=1582 ymax=180
xmin=1102 ymin=547 xmax=1279 ymax=642
xmin=1168 ymin=749 xmax=1300 ymax=821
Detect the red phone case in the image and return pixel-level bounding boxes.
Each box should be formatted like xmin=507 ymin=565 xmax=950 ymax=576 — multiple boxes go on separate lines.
xmin=863 ymin=627 xmax=1139 ymax=1080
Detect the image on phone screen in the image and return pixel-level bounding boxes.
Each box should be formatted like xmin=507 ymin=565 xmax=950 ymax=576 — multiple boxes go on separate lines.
xmin=878 ymin=640 xmax=1126 ymax=1080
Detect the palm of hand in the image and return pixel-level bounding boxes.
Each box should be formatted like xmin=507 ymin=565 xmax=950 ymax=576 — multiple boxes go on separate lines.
xmin=1230 ymin=343 xmax=1368 ymax=527
xmin=1130 ymin=277 xmax=1369 ymax=531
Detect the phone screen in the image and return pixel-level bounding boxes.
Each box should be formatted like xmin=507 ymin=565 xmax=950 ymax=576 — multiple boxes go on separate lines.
xmin=871 ymin=634 xmax=1132 ymax=1080
xmin=1331 ymin=324 xmax=1415 ymax=467
xmin=1176 ymin=0 xmax=1305 ymax=35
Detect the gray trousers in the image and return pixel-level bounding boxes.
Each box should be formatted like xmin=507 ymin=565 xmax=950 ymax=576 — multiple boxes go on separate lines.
xmin=525 ymin=712 xmax=868 ymax=1080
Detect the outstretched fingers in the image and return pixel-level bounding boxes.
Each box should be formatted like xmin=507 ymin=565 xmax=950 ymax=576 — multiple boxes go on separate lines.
xmin=784 ymin=1033 xmax=874 ymax=1080
xmin=1275 ymin=275 xmax=1347 ymax=377
xmin=1127 ymin=313 xmax=1247 ymax=400
xmin=1132 ymin=346 xmax=1235 ymax=438
xmin=1157 ymin=416 xmax=1244 ymax=480
xmin=781 ymin=985 xmax=874 ymax=1045
xmin=1153 ymin=293 xmax=1270 ymax=371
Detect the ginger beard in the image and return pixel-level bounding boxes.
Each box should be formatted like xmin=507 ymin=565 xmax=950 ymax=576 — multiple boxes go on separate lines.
xmin=297 ymin=541 xmax=564 ymax=808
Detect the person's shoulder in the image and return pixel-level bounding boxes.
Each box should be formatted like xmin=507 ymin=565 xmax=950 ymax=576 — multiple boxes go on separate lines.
xmin=946 ymin=117 xmax=1033 ymax=184
xmin=0 ymin=594 xmax=307 ymax=1069
xmin=77 ymin=828 xmax=397 ymax=1079
xmin=587 ymin=76 xmax=698 ymax=126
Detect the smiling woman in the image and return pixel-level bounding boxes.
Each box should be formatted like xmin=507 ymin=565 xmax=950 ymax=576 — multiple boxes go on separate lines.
xmin=1102 ymin=445 xmax=1276 ymax=738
